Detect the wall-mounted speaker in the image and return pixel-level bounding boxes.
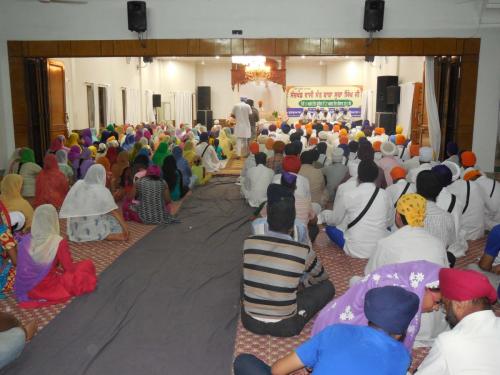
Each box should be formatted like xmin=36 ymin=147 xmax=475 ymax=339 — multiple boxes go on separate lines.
xmin=127 ymin=1 xmax=147 ymax=33
xmin=363 ymin=0 xmax=385 ymax=32
xmin=153 ymin=94 xmax=161 ymax=108
xmin=143 ymin=56 xmax=153 ymax=64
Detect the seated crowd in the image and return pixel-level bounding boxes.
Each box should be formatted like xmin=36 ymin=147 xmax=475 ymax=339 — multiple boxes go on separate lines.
xmin=0 ymin=121 xmax=229 ymax=367
xmin=236 ymin=117 xmax=500 ymax=374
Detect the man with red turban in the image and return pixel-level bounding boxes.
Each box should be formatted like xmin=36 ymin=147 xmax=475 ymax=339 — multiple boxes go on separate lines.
xmin=417 ymin=268 xmax=499 ymax=375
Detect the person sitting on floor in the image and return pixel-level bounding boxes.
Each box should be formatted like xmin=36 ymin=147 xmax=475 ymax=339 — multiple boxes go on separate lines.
xmin=0 ymin=201 xmax=18 ymax=298
xmin=472 ymin=169 xmax=500 ymax=231
xmin=162 ymin=155 xmax=190 ymax=202
xmin=444 ymin=141 xmax=460 ymax=165
xmin=467 ymin=225 xmax=500 ymax=296
xmin=234 ymin=285 xmax=419 ymax=375
xmin=111 ymin=151 xmax=130 ymax=193
xmin=59 ymin=164 xmax=129 ymax=242
xmin=385 ymin=166 xmax=415 ymax=209
xmin=313 ymin=260 xmax=444 ymax=350
xmin=417 ymin=171 xmax=456 ymax=255
xmin=321 ymin=147 xmax=348 ymax=202
xmin=241 ymin=152 xmax=274 ymax=208
xmin=299 ymin=150 xmax=328 ymax=208
xmin=417 ymin=268 xmax=499 ymax=375
xmin=152 ymin=142 xmax=170 ymax=167
xmin=172 ymin=146 xmax=195 ymax=189
xmin=14 ymin=204 xmax=97 ymax=308
xmin=191 ymin=156 xmax=211 ymax=186
xmin=34 ymin=154 xmax=69 ymax=210
xmin=0 ymin=175 xmax=34 ymax=231
xmin=18 ymin=148 xmax=42 ymax=198
xmin=377 ymin=141 xmax=400 ymax=186
xmin=322 ymin=160 xmax=392 ymax=259
xmin=272 ymin=144 xmax=311 ymax=200
xmin=241 ymin=184 xmax=335 ymax=338
xmin=55 ymin=150 xmax=74 ymax=184
xmin=0 ymin=312 xmax=37 ymax=369
xmin=135 ymin=165 xmax=181 ymax=223
xmin=365 ymin=193 xmax=449 ymax=274
xmin=195 ymin=132 xmax=221 ymax=173
xmin=266 ymin=140 xmax=285 ymax=174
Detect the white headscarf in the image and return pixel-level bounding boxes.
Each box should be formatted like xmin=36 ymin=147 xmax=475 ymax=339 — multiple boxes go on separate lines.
xmin=59 ymin=164 xmax=118 ymax=218
xmin=30 ymin=204 xmax=62 ymax=264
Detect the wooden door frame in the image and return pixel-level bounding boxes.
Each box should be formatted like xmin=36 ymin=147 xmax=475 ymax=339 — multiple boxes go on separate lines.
xmin=47 ymin=59 xmax=67 ymax=139
xmin=7 ymin=37 xmax=480 ymax=150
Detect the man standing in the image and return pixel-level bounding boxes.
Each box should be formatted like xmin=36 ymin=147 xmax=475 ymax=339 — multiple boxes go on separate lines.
xmin=417 ymin=268 xmax=499 ymax=375
xmin=246 ymin=99 xmax=259 ymax=141
xmin=232 ymin=98 xmax=252 ymax=158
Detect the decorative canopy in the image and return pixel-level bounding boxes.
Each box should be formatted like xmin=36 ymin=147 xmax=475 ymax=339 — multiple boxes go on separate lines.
xmin=231 ymin=57 xmax=286 ymax=91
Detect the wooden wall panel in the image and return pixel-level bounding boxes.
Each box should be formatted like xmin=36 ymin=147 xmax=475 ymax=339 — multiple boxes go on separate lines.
xmin=275 ymin=39 xmax=289 ymax=55
xmin=320 ymin=38 xmax=334 ymax=55
xmin=24 ymin=41 xmax=59 ymax=57
xmin=187 ymin=39 xmax=199 ymax=55
xmin=463 ymin=38 xmax=480 ymax=55
xmin=101 ymin=40 xmax=114 ymax=56
xmin=456 ymin=55 xmax=479 ymax=150
xmin=231 ymin=39 xmax=243 ymax=55
xmin=411 ymin=39 xmax=424 ymax=55
xmin=8 ymin=41 xmax=24 ymax=57
xmin=333 ymin=38 xmax=378 ymax=55
xmin=69 ymin=41 xmax=102 ymax=57
xmin=288 ymin=38 xmax=321 ymax=55
xmin=198 ymin=39 xmax=231 ymax=56
xmin=423 ymin=38 xmax=457 ymax=55
xmin=156 ymin=39 xmax=189 ymax=56
xmin=378 ymin=38 xmax=412 ymax=55
xmin=9 ymin=57 xmax=29 ymax=147
xmin=243 ymin=39 xmax=275 ymax=56
xmin=113 ymin=40 xmax=157 ymax=56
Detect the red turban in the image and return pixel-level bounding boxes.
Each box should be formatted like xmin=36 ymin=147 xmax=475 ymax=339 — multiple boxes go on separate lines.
xmin=249 ymin=142 xmax=260 ymax=155
xmin=372 ymin=141 xmax=382 ymax=152
xmin=439 ymin=268 xmax=497 ymax=304
xmin=282 ymin=155 xmax=301 ymax=174
xmin=390 ymin=166 xmax=407 ymax=181
xmin=460 ymin=151 xmax=476 ymax=168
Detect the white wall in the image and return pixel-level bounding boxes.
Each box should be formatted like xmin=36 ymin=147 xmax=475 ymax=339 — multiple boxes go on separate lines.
xmin=326 ymin=60 xmax=364 ymax=86
xmin=0 ymin=0 xmax=498 ymax=170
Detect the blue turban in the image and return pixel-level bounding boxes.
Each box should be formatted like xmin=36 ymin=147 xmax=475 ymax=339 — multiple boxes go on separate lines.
xmin=364 ymin=286 xmax=419 ymax=335
xmin=281 ymin=124 xmax=291 ymax=134
xmin=338 ymin=144 xmax=350 ymax=158
xmin=267 ymin=183 xmax=294 ymax=207
xmin=261 ymin=129 xmax=269 ymax=135
xmin=432 ymin=164 xmax=453 ymax=187
xmin=446 ymin=142 xmax=459 ymax=156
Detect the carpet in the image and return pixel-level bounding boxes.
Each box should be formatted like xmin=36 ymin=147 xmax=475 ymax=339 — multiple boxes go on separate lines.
xmin=1 ymin=177 xmax=253 ymax=375
xmin=216 ymin=158 xmax=245 ymax=176
xmin=233 ymin=231 xmax=496 ymax=374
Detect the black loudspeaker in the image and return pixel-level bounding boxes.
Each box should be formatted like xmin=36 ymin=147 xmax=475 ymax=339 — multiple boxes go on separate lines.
xmin=197 ymin=110 xmax=213 ymax=129
xmin=386 ymin=85 xmax=400 ymax=106
xmin=363 ymin=0 xmax=385 ymax=32
xmin=127 ymin=1 xmax=147 ymax=33
xmin=152 ymin=94 xmax=161 ymax=108
xmin=376 ymin=75 xmax=398 ymax=112
xmin=197 ymin=86 xmax=211 ymax=110
xmin=377 ymin=112 xmax=397 ymax=135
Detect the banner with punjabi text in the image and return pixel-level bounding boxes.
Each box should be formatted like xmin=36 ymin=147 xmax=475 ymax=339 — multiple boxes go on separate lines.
xmin=286 ymin=86 xmax=362 ymax=119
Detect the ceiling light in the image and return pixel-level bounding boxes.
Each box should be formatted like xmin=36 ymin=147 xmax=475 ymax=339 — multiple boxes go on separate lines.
xmin=301 ymin=55 xmax=306 ymax=59
xmin=201 ymin=60 xmax=205 ymax=65
xmin=215 ymin=56 xmax=220 ymax=60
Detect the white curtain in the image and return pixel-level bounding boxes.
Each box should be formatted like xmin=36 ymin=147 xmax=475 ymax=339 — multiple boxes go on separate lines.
xmin=104 ymin=84 xmax=114 ymax=126
xmin=174 ymin=92 xmax=193 ymax=128
xmin=125 ymin=88 xmax=141 ymax=125
xmin=92 ymin=84 xmax=99 ymax=131
xmin=397 ymin=82 xmax=415 ymax=138
xmin=425 ymin=57 xmax=441 ymax=160
xmin=361 ymin=89 xmax=375 ymax=124
xmin=145 ymin=89 xmax=156 ymax=123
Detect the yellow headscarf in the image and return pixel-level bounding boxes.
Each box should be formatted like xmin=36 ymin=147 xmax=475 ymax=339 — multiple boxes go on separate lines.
xmin=396 ymin=193 xmax=427 ymax=227
xmin=183 ymin=140 xmax=197 ymax=166
xmin=0 ymin=174 xmax=34 ymax=230
xmin=88 ymin=146 xmax=97 ymax=159
xmin=66 ymin=132 xmax=81 ymax=149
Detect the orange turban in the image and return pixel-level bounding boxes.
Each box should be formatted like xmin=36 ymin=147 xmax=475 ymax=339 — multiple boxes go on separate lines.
xmin=390 ymin=166 xmax=407 ymax=181
xmin=295 ymin=123 xmax=302 ymax=130
xmin=463 ymin=169 xmax=482 ymax=181
xmin=309 ymin=137 xmax=318 ymax=146
xmin=339 ymin=135 xmax=349 ymax=145
xmin=265 ymin=138 xmax=275 ymax=151
xmin=395 ymin=134 xmax=406 ymax=145
xmin=460 ymin=151 xmax=476 ymax=168
xmin=306 ymin=127 xmax=313 ymax=136
xmin=333 ymin=125 xmax=340 ymax=133
xmin=249 ymin=141 xmax=259 ymax=155
xmin=375 ymin=127 xmax=385 ymax=135
xmin=409 ymin=144 xmax=420 ymax=157
xmin=373 ymin=141 xmax=382 ymax=152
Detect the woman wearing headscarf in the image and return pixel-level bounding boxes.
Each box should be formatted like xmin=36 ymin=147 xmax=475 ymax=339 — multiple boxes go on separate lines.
xmin=172 ymin=146 xmax=194 ymax=189
xmin=122 ymin=134 xmax=136 ymax=152
xmin=18 ymin=148 xmax=42 ymax=197
xmin=132 ymin=154 xmax=150 ymax=182
xmin=0 ymin=175 xmax=34 ymax=231
xmin=129 ymin=143 xmax=143 ymax=163
xmin=47 ymin=137 xmax=65 ymax=155
xmin=135 ymin=165 xmax=180 ymax=224
xmin=14 ymin=204 xmax=97 ymax=308
xmin=162 ymin=155 xmax=189 ymax=201
xmin=182 ymin=140 xmax=197 ymax=166
xmin=111 ymin=151 xmax=130 ymax=192
xmin=59 ymin=164 xmax=129 ymax=242
xmin=55 ymin=149 xmax=73 ymax=184
xmin=96 ymin=156 xmax=112 ymax=188
xmin=66 ymin=132 xmax=81 ymax=150
xmin=7 ymin=148 xmax=23 ymax=175
xmin=74 ymin=148 xmax=95 ymax=181
xmin=313 ymin=260 xmax=446 ymax=350
xmin=106 ymin=146 xmax=119 ymax=166
xmin=152 ymin=142 xmax=170 ymax=167
xmin=34 ymin=154 xmax=69 ymax=209
xmin=218 ymin=127 xmax=235 ymax=159
xmin=0 ymin=201 xmax=18 ymax=297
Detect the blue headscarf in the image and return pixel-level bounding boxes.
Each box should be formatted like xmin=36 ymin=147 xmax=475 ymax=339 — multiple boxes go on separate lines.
xmin=122 ymin=134 xmax=136 ymax=151
xmin=172 ymin=146 xmax=191 ymax=187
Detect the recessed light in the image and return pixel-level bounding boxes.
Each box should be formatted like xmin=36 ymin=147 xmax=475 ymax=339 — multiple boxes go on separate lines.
xmin=201 ymin=60 xmax=205 ymax=65
xmin=301 ymin=55 xmax=306 ymax=59
xmin=215 ymin=56 xmax=220 ymax=59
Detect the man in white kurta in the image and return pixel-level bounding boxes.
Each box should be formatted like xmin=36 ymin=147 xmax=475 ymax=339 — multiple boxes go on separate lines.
xmin=417 ymin=268 xmax=500 ymax=375
xmin=475 ymin=172 xmax=500 ymax=230
xmin=241 ymin=152 xmax=275 ymax=208
xmin=365 ymin=193 xmax=448 ymax=275
xmin=195 ymin=133 xmax=221 ymax=173
xmin=231 ymin=99 xmax=252 ymax=157
xmin=385 ymin=166 xmax=415 ymax=208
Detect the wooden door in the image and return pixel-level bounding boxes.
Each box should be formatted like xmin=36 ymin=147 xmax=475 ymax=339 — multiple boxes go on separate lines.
xmin=47 ymin=60 xmax=67 ymax=141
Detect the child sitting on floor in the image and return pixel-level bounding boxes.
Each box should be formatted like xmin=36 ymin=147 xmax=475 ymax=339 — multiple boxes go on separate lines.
xmin=191 ymin=156 xmax=212 ymax=186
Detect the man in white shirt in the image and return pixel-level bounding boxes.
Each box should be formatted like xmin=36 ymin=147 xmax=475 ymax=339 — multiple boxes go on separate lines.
xmin=474 ymin=171 xmax=500 ymax=231
xmin=312 ymin=106 xmax=322 ymax=122
xmin=321 ymin=160 xmax=392 ymax=258
xmin=298 ymin=109 xmax=311 ymax=124
xmin=385 ymin=166 xmax=415 ymax=208
xmin=195 ymin=132 xmax=221 ymax=173
xmin=417 ymin=268 xmax=499 ymax=375
xmin=242 ymin=152 xmax=275 ymax=208
xmin=231 ymin=99 xmax=252 ymax=158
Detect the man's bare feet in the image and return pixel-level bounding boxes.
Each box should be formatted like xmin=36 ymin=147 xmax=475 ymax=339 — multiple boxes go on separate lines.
xmin=23 ymin=320 xmax=38 ymax=341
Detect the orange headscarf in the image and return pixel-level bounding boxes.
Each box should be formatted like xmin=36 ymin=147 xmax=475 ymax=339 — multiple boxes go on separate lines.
xmin=34 ymin=154 xmax=69 ymax=209
xmin=265 ymin=138 xmax=275 ymax=151
xmin=390 ymin=166 xmax=407 ymax=181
